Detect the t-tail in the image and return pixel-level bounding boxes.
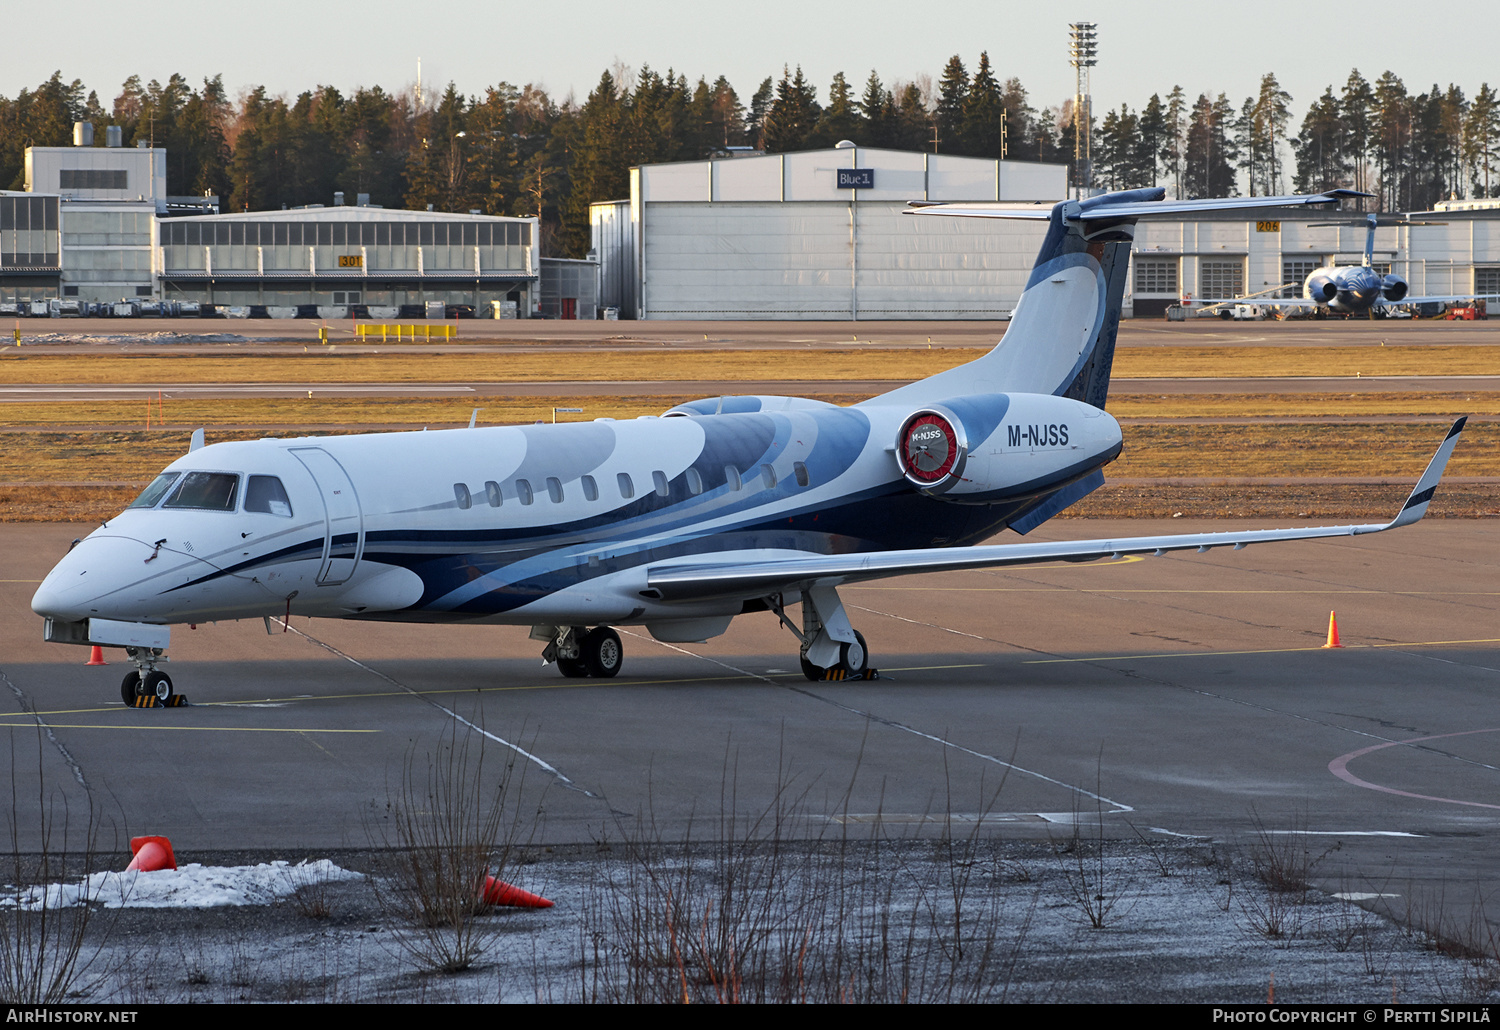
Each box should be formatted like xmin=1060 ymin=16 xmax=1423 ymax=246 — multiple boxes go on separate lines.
xmin=877 ymin=186 xmax=1363 ymax=414
xmin=866 ymin=187 xmax=1362 ymax=531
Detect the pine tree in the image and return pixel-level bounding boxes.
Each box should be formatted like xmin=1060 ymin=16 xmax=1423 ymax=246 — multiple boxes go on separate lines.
xmin=811 ymin=71 xmax=861 ymax=147
xmin=859 ymin=72 xmax=893 ymax=149
xmin=935 ymin=55 xmax=968 ymax=153
xmin=763 ymin=66 xmax=819 ymax=153
xmin=1293 ymin=86 xmax=1346 ymax=194
xmin=963 ymin=52 xmax=1005 ymax=159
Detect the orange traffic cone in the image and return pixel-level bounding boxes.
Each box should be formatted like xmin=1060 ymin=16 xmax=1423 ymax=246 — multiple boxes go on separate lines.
xmin=1323 ymin=611 xmax=1344 ymax=649
xmin=86 ymin=646 xmax=107 ymax=666
xmin=125 ymin=835 xmax=177 ymax=872
xmin=481 ymin=874 xmax=553 ymax=909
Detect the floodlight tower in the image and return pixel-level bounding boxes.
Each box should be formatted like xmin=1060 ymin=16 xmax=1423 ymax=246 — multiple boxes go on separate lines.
xmin=1068 ymin=21 xmax=1097 ymax=200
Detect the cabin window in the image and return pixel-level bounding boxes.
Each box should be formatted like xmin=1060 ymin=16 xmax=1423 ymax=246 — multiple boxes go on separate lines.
xmin=453 ymin=483 xmax=472 ymax=509
xmin=516 ymin=479 xmax=534 ymax=505
xmin=793 ymin=462 xmax=810 ymax=488
xmin=485 ymin=481 xmax=502 ymax=507
xmin=652 ymin=470 xmax=669 ymax=497
xmin=245 ymin=475 xmax=293 ymax=517
xmin=760 ymin=463 xmax=777 ymax=489
xmin=617 ymin=472 xmax=634 ymax=499
xmin=128 ymin=472 xmax=180 ymax=509
xmin=685 ymin=468 xmax=703 ymax=495
xmin=162 ymin=471 xmax=239 ymax=512
xmin=581 ymin=475 xmax=598 ymax=501
xmin=725 ymin=465 xmax=742 ymax=491
xmin=546 ymin=477 xmax=564 ymax=503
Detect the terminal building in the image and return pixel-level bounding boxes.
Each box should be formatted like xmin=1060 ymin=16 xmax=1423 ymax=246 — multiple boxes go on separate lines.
xmin=156 ymin=207 xmax=537 ymax=317
xmin=1 ymin=125 xmax=542 ymax=318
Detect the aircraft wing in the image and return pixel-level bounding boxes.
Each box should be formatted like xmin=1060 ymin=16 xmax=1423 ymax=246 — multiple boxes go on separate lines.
xmin=1395 ymin=294 xmax=1500 ymax=306
xmin=646 ymin=418 xmax=1464 ymax=604
xmin=1197 ymin=297 xmax=1316 ymax=307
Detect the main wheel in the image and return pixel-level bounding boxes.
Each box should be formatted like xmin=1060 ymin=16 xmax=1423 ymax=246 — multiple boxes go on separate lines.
xmin=143 ymin=670 xmax=173 ymax=704
xmin=120 ymin=670 xmax=143 ymax=706
xmin=840 ymin=632 xmax=869 ymax=678
xmin=556 ymin=656 xmax=588 ymax=678
xmin=583 ymin=627 xmax=623 ymax=679
xmin=800 ymin=651 xmax=822 ymax=681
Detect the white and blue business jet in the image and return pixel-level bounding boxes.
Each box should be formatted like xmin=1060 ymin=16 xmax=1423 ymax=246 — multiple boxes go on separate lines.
xmin=33 ymin=187 xmax=1466 ymax=706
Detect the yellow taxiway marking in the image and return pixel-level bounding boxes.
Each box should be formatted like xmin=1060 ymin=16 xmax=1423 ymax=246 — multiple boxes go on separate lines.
xmin=1026 ymin=638 xmax=1500 ymax=665
xmin=8 ymin=662 xmax=992 ymax=721
xmin=0 ymin=722 xmax=376 ymax=733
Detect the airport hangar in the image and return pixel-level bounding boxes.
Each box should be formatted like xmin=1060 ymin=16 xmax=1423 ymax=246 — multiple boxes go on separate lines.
xmin=590 ymin=143 xmax=1500 ymax=320
xmin=1 ymin=129 xmax=548 ymax=318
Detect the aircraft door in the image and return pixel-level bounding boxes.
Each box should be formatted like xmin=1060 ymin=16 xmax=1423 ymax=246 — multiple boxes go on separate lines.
xmin=291 ymin=447 xmax=364 ymax=585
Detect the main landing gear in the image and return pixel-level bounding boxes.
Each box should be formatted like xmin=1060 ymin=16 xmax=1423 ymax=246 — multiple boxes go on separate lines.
xmin=769 ymin=586 xmax=877 ymax=682
xmin=538 ymin=625 xmax=623 ymax=679
xmin=118 ymin=646 xmax=184 ymax=707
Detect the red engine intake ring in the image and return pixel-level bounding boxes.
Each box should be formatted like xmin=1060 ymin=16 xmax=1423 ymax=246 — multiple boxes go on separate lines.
xmin=896 ymin=409 xmax=967 ymax=490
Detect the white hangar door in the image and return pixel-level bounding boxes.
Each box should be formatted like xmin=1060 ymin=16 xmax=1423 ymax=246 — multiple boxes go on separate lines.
xmin=291 ymin=447 xmax=364 ymax=585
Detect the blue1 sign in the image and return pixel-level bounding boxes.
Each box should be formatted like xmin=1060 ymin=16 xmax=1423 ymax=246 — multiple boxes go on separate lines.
xmin=837 ymin=168 xmax=875 ymax=189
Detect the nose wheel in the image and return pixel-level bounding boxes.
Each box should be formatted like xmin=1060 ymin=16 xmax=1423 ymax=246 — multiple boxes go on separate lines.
xmin=120 ymin=669 xmax=175 ymax=706
xmin=118 ymin=646 xmax=183 ymax=707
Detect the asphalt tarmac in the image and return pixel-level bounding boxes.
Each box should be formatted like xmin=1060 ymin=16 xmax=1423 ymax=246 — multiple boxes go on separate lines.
xmin=3 ymin=514 xmax=1498 ymax=931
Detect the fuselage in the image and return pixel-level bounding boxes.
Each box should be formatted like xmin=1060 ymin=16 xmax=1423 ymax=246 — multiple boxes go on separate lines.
xmin=32 ymin=393 xmax=1122 ymax=632
xmin=1305 ymin=263 xmax=1398 ymax=314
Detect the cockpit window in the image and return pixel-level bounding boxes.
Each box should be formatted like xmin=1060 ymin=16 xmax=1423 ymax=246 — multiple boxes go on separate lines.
xmin=244 ymin=475 xmax=293 ymax=517
xmin=128 ymin=472 xmax=181 ymax=509
xmin=162 ymin=471 xmax=239 ymax=512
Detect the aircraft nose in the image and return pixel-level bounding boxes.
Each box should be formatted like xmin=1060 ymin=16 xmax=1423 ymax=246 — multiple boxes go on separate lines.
xmin=31 ymin=534 xmax=181 ymax=622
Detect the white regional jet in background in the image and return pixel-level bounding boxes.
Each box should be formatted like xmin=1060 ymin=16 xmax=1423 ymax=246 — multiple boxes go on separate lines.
xmin=1202 ymin=210 xmax=1499 ymax=317
xmin=32 ymin=186 xmax=1466 ymax=707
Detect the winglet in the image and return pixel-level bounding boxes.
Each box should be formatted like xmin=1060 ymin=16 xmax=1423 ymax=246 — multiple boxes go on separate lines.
xmin=189 ymin=428 xmax=205 ymax=452
xmin=1387 ymin=417 xmax=1466 ymax=529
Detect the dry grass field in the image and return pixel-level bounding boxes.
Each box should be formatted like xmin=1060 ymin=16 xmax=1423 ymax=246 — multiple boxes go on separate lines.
xmin=1 ymin=343 xmax=1497 ymax=385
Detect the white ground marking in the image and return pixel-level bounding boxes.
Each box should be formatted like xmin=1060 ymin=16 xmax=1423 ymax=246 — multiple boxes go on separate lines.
xmin=620 ymin=630 xmax=1135 ymax=814
xmin=270 ymin=618 xmax=598 ymax=798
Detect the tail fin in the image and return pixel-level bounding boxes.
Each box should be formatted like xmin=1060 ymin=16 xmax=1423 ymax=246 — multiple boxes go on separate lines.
xmin=871 ymin=188 xmax=1359 ymax=414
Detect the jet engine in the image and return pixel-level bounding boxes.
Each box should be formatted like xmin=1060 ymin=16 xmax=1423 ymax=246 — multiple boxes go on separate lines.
xmin=1306 ymin=274 xmax=1338 ymax=303
xmin=1382 ymin=275 xmax=1409 ymax=303
xmin=893 ymin=393 xmax=1122 ymax=504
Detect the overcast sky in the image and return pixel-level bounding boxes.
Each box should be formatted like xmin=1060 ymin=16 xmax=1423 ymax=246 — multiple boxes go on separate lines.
xmin=7 ymin=0 xmax=1491 ymax=124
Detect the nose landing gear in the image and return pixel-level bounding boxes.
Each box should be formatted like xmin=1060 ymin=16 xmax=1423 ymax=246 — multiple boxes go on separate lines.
xmin=119 ymin=647 xmax=185 ymax=707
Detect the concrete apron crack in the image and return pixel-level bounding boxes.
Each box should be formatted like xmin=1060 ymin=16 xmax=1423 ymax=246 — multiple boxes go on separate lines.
xmin=618 ymin=628 xmax=1134 ymax=815
xmin=270 ymin=618 xmax=600 ymax=799
xmin=1 ymin=667 xmax=89 ymax=790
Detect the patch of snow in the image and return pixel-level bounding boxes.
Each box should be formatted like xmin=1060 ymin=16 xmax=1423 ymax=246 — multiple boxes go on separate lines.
xmin=3 ymin=859 xmax=361 ymax=910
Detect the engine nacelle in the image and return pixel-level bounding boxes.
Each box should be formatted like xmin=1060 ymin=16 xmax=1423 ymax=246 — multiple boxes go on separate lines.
xmin=1382 ymin=274 xmax=1409 ymax=303
xmin=893 ymin=393 xmax=1122 ymax=504
xmin=1306 ymin=274 xmax=1338 ymax=304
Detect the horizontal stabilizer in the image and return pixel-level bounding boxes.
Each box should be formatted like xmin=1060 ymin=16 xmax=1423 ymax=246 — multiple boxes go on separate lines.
xmin=909 ymin=189 xmax=1366 ymax=223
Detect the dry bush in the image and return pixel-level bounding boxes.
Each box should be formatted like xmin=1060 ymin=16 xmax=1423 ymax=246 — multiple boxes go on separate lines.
xmin=367 ymin=718 xmax=535 ymax=974
xmin=574 ymin=743 xmax=1034 ymax=1003
xmin=0 ymin=727 xmax=111 ymax=1003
